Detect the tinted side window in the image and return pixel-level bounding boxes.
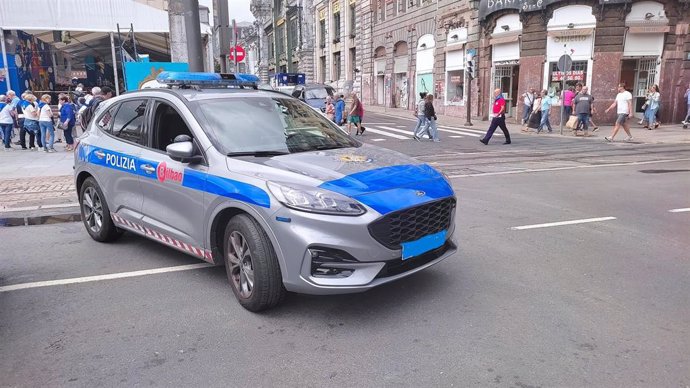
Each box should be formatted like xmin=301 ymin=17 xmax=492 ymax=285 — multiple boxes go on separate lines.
xmin=96 ymin=107 xmax=115 ymax=132
xmin=111 ymin=100 xmax=147 ymax=144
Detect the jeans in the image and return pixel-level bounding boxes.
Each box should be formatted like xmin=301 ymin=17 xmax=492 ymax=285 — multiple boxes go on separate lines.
xmin=482 ymin=115 xmax=511 ymax=144
xmin=413 ymin=115 xmax=428 ymax=137
xmin=538 ymin=109 xmax=552 ymax=132
xmin=685 ymin=104 xmax=690 ymax=122
xmin=19 ymin=126 xmax=37 ymax=148
xmin=39 ymin=121 xmax=55 ymax=150
xmin=577 ymin=113 xmax=590 ymax=131
xmin=644 ymin=106 xmax=658 ymax=125
xmin=64 ymin=124 xmax=75 ymax=145
xmin=563 ymin=106 xmax=572 ymax=121
xmin=421 ymin=117 xmax=439 ymax=141
xmin=522 ymin=104 xmax=531 ymax=123
xmin=1 ymin=123 xmax=13 ymax=148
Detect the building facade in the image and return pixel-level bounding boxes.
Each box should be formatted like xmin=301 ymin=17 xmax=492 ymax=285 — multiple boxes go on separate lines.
xmin=251 ymin=0 xmax=316 ymax=84
xmin=344 ymin=0 xmax=689 ymax=124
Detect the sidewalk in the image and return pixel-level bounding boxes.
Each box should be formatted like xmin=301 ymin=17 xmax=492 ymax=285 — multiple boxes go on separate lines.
xmin=0 ymin=141 xmax=77 ymax=218
xmin=365 ymin=105 xmax=690 ymax=144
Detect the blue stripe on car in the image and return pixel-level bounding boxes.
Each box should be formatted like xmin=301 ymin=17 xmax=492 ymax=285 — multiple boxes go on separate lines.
xmin=319 ymin=164 xmax=453 ymax=215
xmin=83 ymin=146 xmax=270 ymax=208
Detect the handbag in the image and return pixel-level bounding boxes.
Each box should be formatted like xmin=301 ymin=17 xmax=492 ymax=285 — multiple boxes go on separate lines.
xmin=565 ymin=115 xmax=580 ymax=129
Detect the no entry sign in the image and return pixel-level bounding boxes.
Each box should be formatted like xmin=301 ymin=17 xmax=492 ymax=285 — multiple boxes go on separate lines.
xmin=229 ymin=45 xmax=246 ymax=62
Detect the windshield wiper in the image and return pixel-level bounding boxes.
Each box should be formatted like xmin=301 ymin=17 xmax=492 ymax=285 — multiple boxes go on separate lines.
xmin=226 ymin=150 xmax=289 ymax=157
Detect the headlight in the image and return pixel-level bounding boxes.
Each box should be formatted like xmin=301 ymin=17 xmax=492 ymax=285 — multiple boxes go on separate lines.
xmin=267 ymin=182 xmax=366 ymax=216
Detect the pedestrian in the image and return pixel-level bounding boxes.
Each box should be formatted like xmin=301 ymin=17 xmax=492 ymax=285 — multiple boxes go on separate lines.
xmin=325 ymin=96 xmax=335 ymax=121
xmin=573 ymin=86 xmax=595 ymax=137
xmin=562 ymin=86 xmax=576 ymax=122
xmin=18 ymin=93 xmax=40 ymax=150
xmin=420 ymin=94 xmax=439 ymax=142
xmin=7 ymin=90 xmax=21 ymax=143
xmin=59 ymin=95 xmax=76 ymax=151
xmin=682 ymin=82 xmax=690 ymax=126
xmin=38 ymin=94 xmax=57 ymax=152
xmin=334 ymin=94 xmax=345 ymax=125
xmin=412 ymin=92 xmax=428 ymax=141
xmin=641 ymin=84 xmax=660 ymax=130
xmin=521 ymin=88 xmax=535 ymax=125
xmin=537 ymin=89 xmax=553 ymax=133
xmin=0 ymin=95 xmax=15 ymax=151
xmin=604 ymin=83 xmax=634 ymax=142
xmin=80 ymin=86 xmax=112 ymax=128
xmin=480 ymin=88 xmax=511 ymax=145
xmin=54 ymin=93 xmax=67 ymax=144
xmin=521 ymin=92 xmax=542 ymax=133
xmin=347 ymin=93 xmax=364 ymax=136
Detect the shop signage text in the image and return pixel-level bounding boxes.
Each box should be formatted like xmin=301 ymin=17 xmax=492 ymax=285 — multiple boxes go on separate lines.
xmin=628 ymin=26 xmax=670 ymax=34
xmin=480 ymin=0 xmax=565 ymax=21
xmin=552 ymin=70 xmax=585 ymax=81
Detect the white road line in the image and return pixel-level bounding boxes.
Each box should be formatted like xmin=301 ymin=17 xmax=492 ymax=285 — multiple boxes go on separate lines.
xmin=372 ymin=138 xmax=386 ymax=142
xmin=447 ymin=158 xmax=690 ymax=178
xmin=362 ymin=122 xmax=396 ymax=125
xmin=669 ymin=208 xmax=690 ymax=213
xmin=438 ymin=125 xmax=497 ymax=136
xmin=437 ymin=127 xmax=482 ymax=137
xmin=362 ymin=127 xmax=409 ymax=139
xmin=511 ymin=217 xmax=617 ymax=230
xmin=376 ymin=125 xmax=416 ymax=136
xmin=0 ymin=263 xmax=215 ymax=293
xmin=449 ymin=135 xmax=464 ymax=138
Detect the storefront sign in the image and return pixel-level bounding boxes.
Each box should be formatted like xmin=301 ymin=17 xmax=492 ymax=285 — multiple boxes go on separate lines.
xmin=494 ymin=59 xmax=519 ymax=65
xmin=490 ymin=33 xmax=520 ymax=45
xmin=479 ymin=0 xmax=565 ymax=21
xmin=628 ymin=26 xmax=670 ymax=33
xmin=551 ymin=70 xmax=585 ymax=81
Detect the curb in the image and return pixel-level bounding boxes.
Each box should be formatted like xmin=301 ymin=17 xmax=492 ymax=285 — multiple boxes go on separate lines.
xmin=0 ymin=204 xmax=81 ymax=225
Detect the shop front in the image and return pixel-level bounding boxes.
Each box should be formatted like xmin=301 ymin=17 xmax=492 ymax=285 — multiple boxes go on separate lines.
xmin=544 ymin=5 xmax=596 ymax=104
xmin=393 ymin=41 xmax=409 ymax=109
xmin=444 ymin=27 xmax=467 ymax=108
xmin=620 ymin=1 xmax=668 ymax=118
xmin=415 ymin=34 xmax=435 ymax=102
xmin=374 ymin=46 xmax=386 ymax=106
xmin=490 ymin=14 xmax=521 ymax=117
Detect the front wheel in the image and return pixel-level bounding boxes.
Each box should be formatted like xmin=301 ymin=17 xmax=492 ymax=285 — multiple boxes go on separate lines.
xmin=79 ymin=177 xmax=122 ymax=242
xmin=223 ymin=214 xmax=285 ymax=311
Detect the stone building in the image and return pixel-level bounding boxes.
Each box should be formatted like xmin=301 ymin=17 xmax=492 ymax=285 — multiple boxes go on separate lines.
xmin=251 ymin=0 xmax=316 ymax=84
xmin=359 ymin=0 xmax=480 ymax=119
xmin=475 ymin=0 xmax=689 ymax=123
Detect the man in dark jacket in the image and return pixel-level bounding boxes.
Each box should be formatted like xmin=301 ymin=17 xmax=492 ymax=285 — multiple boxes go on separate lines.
xmin=421 ymin=94 xmax=439 ymax=142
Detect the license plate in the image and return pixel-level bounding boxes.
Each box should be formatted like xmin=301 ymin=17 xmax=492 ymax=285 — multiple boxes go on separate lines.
xmin=401 ymin=230 xmax=447 ymax=260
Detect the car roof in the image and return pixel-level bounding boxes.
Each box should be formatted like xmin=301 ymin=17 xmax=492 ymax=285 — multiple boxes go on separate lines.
xmin=120 ymin=87 xmax=294 ymax=102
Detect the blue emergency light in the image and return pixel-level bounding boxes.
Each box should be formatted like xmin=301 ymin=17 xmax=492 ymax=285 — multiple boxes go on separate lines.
xmin=156 ymin=72 xmax=258 ymax=88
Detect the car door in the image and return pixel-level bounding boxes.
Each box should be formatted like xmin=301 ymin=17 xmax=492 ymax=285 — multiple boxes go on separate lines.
xmin=87 ymin=99 xmax=148 ymax=224
xmin=137 ymin=98 xmax=208 ymax=259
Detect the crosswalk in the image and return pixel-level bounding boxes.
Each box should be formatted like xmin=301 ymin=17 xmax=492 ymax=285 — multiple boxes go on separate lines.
xmin=355 ymin=122 xmax=501 ymax=141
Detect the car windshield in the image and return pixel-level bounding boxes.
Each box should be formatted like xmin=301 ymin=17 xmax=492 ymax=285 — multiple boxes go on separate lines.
xmin=305 ymin=88 xmax=330 ymax=99
xmin=195 ymin=96 xmax=359 ymax=155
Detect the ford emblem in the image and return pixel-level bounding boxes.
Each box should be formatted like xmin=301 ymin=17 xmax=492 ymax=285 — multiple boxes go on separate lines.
xmin=416 ymin=190 xmax=425 ymax=197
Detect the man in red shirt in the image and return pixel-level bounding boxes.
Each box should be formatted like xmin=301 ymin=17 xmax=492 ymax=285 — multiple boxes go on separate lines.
xmin=480 ymin=88 xmax=512 ymax=145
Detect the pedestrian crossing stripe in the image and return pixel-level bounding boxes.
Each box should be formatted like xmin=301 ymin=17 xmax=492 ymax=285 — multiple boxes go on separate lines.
xmin=359 ymin=127 xmax=409 ymax=139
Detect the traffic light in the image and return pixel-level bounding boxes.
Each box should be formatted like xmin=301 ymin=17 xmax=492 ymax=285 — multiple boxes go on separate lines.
xmin=466 ymin=59 xmax=475 ymax=80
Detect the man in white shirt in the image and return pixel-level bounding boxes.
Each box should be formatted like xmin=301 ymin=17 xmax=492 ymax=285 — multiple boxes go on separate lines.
xmin=521 ymin=88 xmax=535 ymax=125
xmin=412 ymin=92 xmax=429 ymax=140
xmin=604 ymin=83 xmax=634 ymax=142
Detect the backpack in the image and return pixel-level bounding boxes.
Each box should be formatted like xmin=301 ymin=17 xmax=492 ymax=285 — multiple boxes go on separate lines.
xmin=80 ymin=98 xmax=102 ymax=128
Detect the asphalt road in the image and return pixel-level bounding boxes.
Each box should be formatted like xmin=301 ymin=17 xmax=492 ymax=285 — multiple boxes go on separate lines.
xmin=1 ymin=115 xmax=689 ymax=387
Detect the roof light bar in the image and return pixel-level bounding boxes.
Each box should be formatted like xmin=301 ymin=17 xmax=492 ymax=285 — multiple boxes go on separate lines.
xmin=156 ymin=72 xmax=258 ymax=88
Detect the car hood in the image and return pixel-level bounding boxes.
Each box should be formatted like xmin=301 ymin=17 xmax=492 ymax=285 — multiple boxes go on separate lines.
xmin=230 ymin=145 xmax=454 ymax=215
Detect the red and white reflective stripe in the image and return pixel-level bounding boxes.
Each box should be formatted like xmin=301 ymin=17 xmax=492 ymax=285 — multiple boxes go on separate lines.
xmin=110 ymin=213 xmax=214 ymax=263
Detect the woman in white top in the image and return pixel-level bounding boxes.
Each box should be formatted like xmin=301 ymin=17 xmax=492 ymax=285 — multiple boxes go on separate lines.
xmin=642 ymin=85 xmax=660 ymax=130
xmin=38 ymin=94 xmax=56 ymax=152
xmin=0 ymin=94 xmax=15 ymax=150
xmin=19 ymin=93 xmax=40 ymax=149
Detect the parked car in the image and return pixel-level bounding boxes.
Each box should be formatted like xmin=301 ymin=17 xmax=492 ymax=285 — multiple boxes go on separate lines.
xmin=291 ymin=84 xmax=336 ymax=111
xmin=74 ymin=72 xmax=457 ymax=311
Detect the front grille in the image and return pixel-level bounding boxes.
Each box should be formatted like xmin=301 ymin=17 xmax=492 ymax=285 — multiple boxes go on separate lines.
xmin=368 ymin=197 xmax=455 ymax=250
xmin=375 ymin=240 xmax=455 ymax=279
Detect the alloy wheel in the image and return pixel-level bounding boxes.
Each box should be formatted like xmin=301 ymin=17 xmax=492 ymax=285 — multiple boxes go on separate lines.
xmin=82 ymin=186 xmax=103 ymax=234
xmin=227 ymin=231 xmax=254 ymax=298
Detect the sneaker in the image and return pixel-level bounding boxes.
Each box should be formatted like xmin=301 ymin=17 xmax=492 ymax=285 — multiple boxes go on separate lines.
xmin=413 ymin=136 xmax=420 ymax=142
xmin=604 ymin=136 xmax=612 ymax=142
xmin=479 ymin=138 xmax=488 ymax=145
xmin=592 ymin=126 xmax=599 ymax=132
xmin=682 ymin=121 xmax=688 ymax=125
xmin=44 ymin=148 xmax=49 ymax=152
xmin=625 ymin=136 xmax=634 ymax=142
xmin=29 ymin=146 xmax=35 ymax=150
xmin=432 ymin=139 xmax=440 ymax=143
xmin=638 ymin=120 xmax=644 ymax=125
xmin=21 ymin=147 xmax=28 ymax=150
xmin=4 ymin=147 xmax=12 ymax=152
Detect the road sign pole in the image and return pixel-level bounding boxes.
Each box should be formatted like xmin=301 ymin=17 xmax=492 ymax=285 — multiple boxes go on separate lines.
xmin=557 ymin=53 xmax=573 ymax=136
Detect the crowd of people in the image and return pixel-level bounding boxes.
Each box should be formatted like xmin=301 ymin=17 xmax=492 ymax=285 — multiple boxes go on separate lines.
xmin=324 ymin=92 xmax=367 ymax=136
xmin=0 ymin=85 xmax=112 ymax=152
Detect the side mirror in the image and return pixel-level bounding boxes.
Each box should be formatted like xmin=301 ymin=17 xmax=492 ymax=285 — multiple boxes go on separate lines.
xmin=166 ymin=141 xmax=202 ymax=164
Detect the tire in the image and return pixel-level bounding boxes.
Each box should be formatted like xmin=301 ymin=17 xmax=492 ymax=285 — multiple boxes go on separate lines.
xmin=223 ymin=214 xmax=285 ymax=312
xmin=79 ymin=177 xmax=122 ymax=242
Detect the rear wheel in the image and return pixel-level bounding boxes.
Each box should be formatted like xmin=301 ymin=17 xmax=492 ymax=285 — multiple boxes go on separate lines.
xmin=79 ymin=177 xmax=122 ymax=242
xmin=223 ymin=214 xmax=285 ymax=311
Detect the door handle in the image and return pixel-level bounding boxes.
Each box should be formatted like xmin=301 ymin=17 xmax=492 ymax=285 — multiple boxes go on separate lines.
xmin=94 ymin=150 xmax=105 ymax=159
xmin=141 ymin=164 xmax=156 ymax=174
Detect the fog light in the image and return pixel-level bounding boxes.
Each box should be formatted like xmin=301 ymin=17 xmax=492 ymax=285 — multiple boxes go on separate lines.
xmin=309 ymin=247 xmax=359 ymax=278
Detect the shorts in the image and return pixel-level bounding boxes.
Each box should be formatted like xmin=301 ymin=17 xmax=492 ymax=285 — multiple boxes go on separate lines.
xmin=616 ymin=114 xmax=629 ymax=125
xmin=349 ymin=115 xmax=361 ymax=124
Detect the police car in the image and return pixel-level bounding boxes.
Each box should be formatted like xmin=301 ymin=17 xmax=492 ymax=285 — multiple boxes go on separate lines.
xmin=74 ymin=72 xmax=457 ymax=311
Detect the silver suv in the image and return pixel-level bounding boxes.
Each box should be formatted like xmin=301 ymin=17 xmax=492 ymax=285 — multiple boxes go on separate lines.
xmin=74 ymin=73 xmax=457 ymax=311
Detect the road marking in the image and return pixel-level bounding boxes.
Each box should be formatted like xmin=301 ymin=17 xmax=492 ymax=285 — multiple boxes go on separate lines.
xmin=669 ymin=208 xmax=690 ymax=213
xmin=511 ymin=217 xmax=617 ymax=230
xmin=372 ymin=138 xmax=386 ymax=142
xmin=376 ymin=125 xmax=416 ymax=136
xmin=362 ymin=127 xmax=409 ymax=139
xmin=437 ymin=127 xmax=482 ymax=137
xmin=447 ymin=158 xmax=690 ymax=178
xmin=438 ymin=125 xmax=498 ymax=136
xmin=0 ymin=263 xmax=215 ymax=293
xmin=449 ymin=135 xmax=464 ymax=138
xmin=362 ymin=122 xmax=395 ymax=125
